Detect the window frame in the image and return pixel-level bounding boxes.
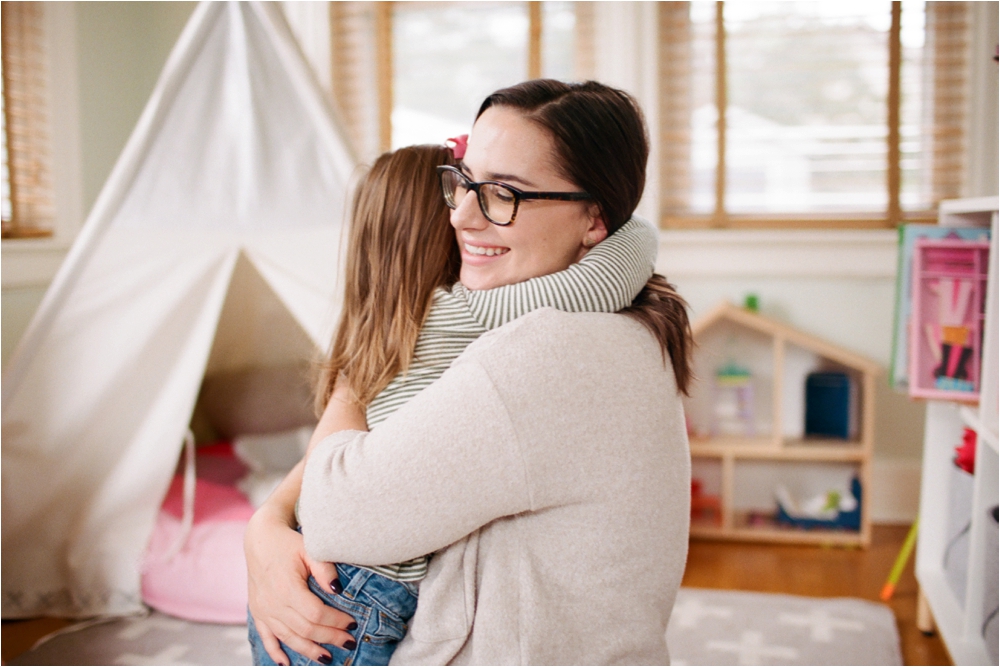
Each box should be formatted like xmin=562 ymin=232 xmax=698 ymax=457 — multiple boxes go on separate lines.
xmin=658 ymin=1 xmax=963 ymax=231
xmin=328 ymin=1 xmax=599 ymax=162
xmin=1 ymin=3 xmax=85 ymax=290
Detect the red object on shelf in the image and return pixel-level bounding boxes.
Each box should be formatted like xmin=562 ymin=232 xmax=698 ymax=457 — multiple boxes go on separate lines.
xmin=691 ymin=479 xmax=722 ymax=526
xmin=954 ymin=427 xmax=977 ymax=474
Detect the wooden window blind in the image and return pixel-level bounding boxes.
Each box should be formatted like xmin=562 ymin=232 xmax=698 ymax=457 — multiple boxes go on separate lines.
xmin=2 ymin=1 xmax=54 ymax=239
xmin=329 ymin=2 xmax=383 ymax=162
xmin=658 ymin=1 xmax=971 ymax=230
xmin=925 ymin=2 xmax=969 ymax=205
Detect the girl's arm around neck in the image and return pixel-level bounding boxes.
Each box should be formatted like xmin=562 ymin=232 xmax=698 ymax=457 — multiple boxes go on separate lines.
xmin=307 ymin=379 xmax=368 ymax=457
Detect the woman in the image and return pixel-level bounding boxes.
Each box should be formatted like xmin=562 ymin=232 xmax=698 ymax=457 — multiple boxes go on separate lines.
xmin=246 ymin=79 xmax=692 ymax=665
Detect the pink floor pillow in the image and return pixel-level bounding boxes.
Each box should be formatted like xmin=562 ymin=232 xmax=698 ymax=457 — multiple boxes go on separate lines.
xmin=141 ymin=444 xmax=255 ymax=624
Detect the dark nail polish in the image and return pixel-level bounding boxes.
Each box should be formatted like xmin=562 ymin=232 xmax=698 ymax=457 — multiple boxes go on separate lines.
xmin=343 ymin=640 xmax=358 ymax=651
xmin=346 ymin=621 xmax=358 ymax=632
xmin=331 ymin=579 xmax=343 ymax=595
xmin=317 ymin=654 xmax=332 ymax=665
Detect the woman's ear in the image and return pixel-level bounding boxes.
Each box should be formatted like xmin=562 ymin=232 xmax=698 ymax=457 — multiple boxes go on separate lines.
xmin=583 ymin=203 xmax=608 ymax=247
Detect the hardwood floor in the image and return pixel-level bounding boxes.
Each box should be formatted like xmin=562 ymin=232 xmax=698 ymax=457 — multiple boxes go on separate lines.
xmin=2 ymin=525 xmax=951 ymax=665
xmin=1 ymin=616 xmax=72 ymax=665
xmin=682 ymin=524 xmax=952 ymax=665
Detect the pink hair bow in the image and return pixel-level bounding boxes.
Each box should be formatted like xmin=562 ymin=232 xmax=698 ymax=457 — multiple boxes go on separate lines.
xmin=446 ymin=134 xmax=468 ymax=160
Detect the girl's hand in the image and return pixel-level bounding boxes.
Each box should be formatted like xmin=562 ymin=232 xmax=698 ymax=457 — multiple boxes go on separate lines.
xmin=245 ymin=507 xmax=357 ymax=665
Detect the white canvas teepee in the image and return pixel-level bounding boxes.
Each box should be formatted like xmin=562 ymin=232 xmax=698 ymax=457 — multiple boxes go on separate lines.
xmin=2 ymin=1 xmax=356 ymax=618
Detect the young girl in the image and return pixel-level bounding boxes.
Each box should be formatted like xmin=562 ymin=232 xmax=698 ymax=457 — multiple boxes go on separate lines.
xmin=248 ymin=143 xmax=659 ymax=666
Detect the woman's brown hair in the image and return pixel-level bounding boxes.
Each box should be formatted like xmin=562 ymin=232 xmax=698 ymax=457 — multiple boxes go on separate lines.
xmin=478 ymin=79 xmax=693 ymax=394
xmin=316 ymin=145 xmax=460 ymax=413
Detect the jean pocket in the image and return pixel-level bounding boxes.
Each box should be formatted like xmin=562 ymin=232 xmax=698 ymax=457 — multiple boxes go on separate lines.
xmin=362 ymin=608 xmax=407 ymax=646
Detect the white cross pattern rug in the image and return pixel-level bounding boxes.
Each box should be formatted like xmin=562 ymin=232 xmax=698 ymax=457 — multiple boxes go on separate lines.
xmin=667 ymin=588 xmax=901 ymax=666
xmin=12 ymin=588 xmax=901 ymax=665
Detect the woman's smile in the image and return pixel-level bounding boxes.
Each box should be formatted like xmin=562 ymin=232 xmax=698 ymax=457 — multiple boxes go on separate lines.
xmin=451 ymin=105 xmax=604 ymax=290
xmin=462 ymin=242 xmax=510 ymax=259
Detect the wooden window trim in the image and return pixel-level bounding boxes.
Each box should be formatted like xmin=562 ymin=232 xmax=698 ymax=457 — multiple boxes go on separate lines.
xmin=375 ymin=2 xmax=392 ymax=153
xmin=528 ymin=2 xmax=542 ymax=80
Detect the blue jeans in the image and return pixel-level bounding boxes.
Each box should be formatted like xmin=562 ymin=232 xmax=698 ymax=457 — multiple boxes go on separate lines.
xmin=248 ymin=563 xmax=418 ymax=666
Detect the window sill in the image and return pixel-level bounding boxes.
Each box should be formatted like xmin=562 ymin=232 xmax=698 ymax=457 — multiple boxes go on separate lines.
xmin=2 ymin=238 xmax=72 ymax=289
xmin=656 ymin=228 xmax=898 ymax=279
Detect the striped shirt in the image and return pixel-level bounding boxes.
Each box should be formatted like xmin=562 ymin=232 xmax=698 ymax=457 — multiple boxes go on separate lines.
xmin=360 ymin=215 xmax=658 ymax=581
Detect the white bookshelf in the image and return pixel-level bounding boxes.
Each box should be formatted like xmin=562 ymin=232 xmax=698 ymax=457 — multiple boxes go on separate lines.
xmin=914 ymin=197 xmax=998 ymax=665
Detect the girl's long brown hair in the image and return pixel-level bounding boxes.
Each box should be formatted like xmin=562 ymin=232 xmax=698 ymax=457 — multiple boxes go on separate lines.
xmin=316 ymin=145 xmax=460 ymax=413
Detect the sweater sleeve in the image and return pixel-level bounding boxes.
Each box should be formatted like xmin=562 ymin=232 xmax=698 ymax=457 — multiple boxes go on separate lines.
xmin=461 ymin=215 xmax=659 ymax=329
xmin=299 ymin=351 xmax=531 ymax=566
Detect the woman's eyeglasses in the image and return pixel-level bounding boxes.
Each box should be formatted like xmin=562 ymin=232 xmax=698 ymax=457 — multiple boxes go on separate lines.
xmin=436 ymin=165 xmax=592 ymax=226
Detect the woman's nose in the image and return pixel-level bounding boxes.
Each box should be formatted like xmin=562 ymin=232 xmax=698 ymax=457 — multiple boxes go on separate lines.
xmin=450 ymin=190 xmax=489 ymax=231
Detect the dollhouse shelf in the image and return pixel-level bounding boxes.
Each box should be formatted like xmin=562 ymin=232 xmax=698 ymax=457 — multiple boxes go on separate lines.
xmin=686 ymin=301 xmax=880 ymax=547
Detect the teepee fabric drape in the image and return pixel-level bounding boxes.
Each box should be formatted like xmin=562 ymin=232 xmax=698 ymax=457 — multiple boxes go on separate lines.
xmin=2 ymin=1 xmax=356 ymax=618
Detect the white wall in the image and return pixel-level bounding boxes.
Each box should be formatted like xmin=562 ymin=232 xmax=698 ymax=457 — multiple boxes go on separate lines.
xmin=656 ymin=230 xmax=927 ymax=522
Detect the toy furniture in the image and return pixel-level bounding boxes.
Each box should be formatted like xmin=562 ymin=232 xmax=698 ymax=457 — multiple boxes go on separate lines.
xmin=685 ymin=301 xmax=880 ymax=546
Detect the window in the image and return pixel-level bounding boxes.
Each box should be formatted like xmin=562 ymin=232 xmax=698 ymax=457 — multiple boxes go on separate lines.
xmin=2 ymin=1 xmax=55 ymax=239
xmin=328 ymin=1 xmax=591 ymax=162
xmin=659 ymin=1 xmax=970 ymax=229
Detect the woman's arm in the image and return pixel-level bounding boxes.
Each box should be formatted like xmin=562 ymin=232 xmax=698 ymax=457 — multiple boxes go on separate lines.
xmin=244 ymin=379 xmax=368 ymax=664
xmin=299 ymin=347 xmax=533 ymax=566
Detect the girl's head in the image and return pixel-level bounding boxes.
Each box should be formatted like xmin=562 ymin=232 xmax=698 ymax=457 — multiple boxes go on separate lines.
xmin=319 ymin=145 xmax=460 ymax=410
xmin=446 ymin=79 xmax=649 ymax=290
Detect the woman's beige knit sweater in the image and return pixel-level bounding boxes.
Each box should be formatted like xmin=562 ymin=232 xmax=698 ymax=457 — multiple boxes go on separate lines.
xmin=300 ymin=307 xmax=690 ymax=665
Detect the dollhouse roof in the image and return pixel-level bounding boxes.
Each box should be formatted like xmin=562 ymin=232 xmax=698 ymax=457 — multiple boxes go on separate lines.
xmin=692 ymin=301 xmax=882 ymax=375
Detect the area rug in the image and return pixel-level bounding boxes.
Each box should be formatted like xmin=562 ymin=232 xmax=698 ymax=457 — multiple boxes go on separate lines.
xmin=666 ymin=588 xmax=901 ymax=666
xmin=11 ymin=588 xmax=901 ymax=666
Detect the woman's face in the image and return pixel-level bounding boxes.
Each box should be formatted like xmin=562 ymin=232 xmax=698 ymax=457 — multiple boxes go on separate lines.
xmin=451 ymin=106 xmax=607 ymax=291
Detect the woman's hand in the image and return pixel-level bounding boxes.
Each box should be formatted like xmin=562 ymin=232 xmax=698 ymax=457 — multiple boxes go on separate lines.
xmin=245 ymin=373 xmax=369 ymax=664
xmin=245 ymin=503 xmax=357 ymax=665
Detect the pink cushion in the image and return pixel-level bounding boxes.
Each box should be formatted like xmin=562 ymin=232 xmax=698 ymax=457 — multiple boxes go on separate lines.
xmin=142 ymin=443 xmax=255 ymax=624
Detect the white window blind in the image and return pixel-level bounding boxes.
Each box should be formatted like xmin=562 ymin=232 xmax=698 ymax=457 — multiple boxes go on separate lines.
xmin=2 ymin=1 xmax=54 ymax=239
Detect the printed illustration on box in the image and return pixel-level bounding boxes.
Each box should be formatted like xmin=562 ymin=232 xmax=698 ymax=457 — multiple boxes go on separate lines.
xmin=889 ymin=224 xmax=990 ymax=391
xmin=908 ymin=238 xmax=990 ymax=400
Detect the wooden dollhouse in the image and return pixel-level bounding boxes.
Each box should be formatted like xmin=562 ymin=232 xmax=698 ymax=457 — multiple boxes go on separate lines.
xmin=685 ymin=300 xmax=881 ymax=547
